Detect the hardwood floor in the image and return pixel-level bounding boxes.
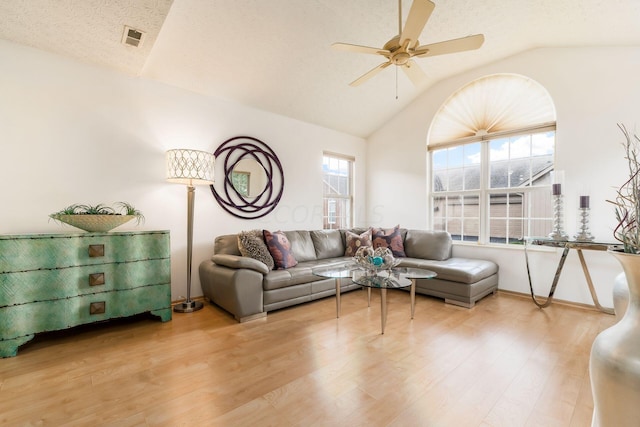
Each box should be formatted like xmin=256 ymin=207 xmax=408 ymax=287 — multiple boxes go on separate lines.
xmin=0 ymin=290 xmax=616 ymax=426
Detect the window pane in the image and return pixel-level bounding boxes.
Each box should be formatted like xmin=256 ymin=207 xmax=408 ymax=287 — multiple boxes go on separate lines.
xmin=433 ymin=171 xmax=446 ymax=192
xmin=532 ymin=132 xmax=555 ymax=156
xmin=507 ymin=218 xmax=524 ymax=243
xmin=530 ymin=219 xmax=552 ymax=237
xmin=509 ymin=134 xmax=531 ymax=159
xmin=463 ymin=195 xmax=480 ymax=217
xmin=433 ymin=149 xmax=447 ymax=170
xmin=489 ymin=193 xmax=507 ymax=243
xmin=464 ymin=143 xmax=481 ymax=165
xmin=433 ymin=196 xmax=446 ymax=226
xmin=463 ymin=219 xmax=479 ymax=242
xmin=464 ymin=165 xmax=480 ymax=190
xmin=508 ymin=159 xmax=530 ymax=188
xmin=448 ymin=146 xmax=463 ymax=167
xmin=489 ymin=138 xmax=509 ymax=161
xmin=448 ymin=218 xmax=462 ymax=241
xmin=448 ymin=167 xmax=463 ymax=191
xmin=490 ymin=160 xmax=509 ymax=188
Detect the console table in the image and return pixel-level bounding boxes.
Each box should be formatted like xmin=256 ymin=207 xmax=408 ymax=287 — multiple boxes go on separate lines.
xmin=524 ymin=237 xmax=615 ymax=314
xmin=0 ymin=230 xmax=172 ymax=357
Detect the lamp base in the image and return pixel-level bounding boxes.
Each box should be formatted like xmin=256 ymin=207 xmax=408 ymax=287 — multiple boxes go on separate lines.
xmin=173 ymin=300 xmax=204 ymax=313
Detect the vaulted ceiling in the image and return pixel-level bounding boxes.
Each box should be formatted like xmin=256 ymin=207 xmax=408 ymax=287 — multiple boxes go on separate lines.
xmin=1 ymin=0 xmax=639 ymax=138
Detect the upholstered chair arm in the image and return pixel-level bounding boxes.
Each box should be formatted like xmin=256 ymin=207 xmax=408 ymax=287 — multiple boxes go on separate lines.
xmin=211 ymin=254 xmax=269 ymax=275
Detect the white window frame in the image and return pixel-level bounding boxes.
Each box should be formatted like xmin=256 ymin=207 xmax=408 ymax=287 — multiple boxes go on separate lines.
xmin=322 ymin=152 xmax=354 ymax=229
xmin=428 ymin=124 xmax=556 ymax=245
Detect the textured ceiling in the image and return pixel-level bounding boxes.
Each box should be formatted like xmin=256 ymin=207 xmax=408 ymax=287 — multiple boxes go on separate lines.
xmin=1 ymin=0 xmax=640 ymax=138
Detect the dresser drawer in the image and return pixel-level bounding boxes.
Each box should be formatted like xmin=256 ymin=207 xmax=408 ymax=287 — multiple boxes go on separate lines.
xmin=0 ymin=231 xmax=169 ymax=272
xmin=0 ymin=285 xmax=172 ymax=341
xmin=0 ymin=258 xmax=170 ymax=306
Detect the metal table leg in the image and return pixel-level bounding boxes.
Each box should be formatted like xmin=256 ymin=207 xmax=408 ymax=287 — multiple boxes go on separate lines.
xmin=410 ymin=279 xmax=416 ymax=319
xmin=335 ymin=277 xmax=341 ymax=318
xmin=525 ymin=243 xmax=569 ymax=308
xmin=576 ymin=249 xmax=615 ymax=315
xmin=380 ymin=288 xmax=387 ymax=334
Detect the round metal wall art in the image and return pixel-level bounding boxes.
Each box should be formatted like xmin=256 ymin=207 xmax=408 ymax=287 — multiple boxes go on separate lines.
xmin=210 ymin=136 xmax=284 ymax=219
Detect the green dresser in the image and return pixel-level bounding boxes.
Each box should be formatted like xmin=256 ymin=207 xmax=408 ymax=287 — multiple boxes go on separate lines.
xmin=0 ymin=230 xmax=172 ymax=357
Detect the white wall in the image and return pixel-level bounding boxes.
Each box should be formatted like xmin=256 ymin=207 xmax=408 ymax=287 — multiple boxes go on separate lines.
xmin=367 ymin=47 xmax=640 ymax=307
xmin=0 ymin=39 xmax=366 ymax=299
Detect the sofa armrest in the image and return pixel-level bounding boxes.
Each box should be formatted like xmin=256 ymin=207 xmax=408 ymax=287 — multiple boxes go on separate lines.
xmin=199 ymin=259 xmax=265 ymax=322
xmin=211 ymin=254 xmax=269 ymax=275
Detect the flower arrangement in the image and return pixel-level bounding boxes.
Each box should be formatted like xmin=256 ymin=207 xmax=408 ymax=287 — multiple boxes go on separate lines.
xmin=608 ymin=124 xmax=640 ymax=253
xmin=353 ymin=246 xmax=400 ymax=271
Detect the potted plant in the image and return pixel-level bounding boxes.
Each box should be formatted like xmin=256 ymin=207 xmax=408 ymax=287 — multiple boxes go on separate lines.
xmin=590 ymin=124 xmax=640 ymax=426
xmin=50 ymin=202 xmax=145 ymax=232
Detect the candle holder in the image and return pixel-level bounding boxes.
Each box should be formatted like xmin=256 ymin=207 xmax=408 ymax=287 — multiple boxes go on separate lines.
xmin=548 ymin=193 xmax=569 ymax=241
xmin=574 ymin=207 xmax=594 ymax=242
xmin=575 ymin=196 xmax=594 ymax=242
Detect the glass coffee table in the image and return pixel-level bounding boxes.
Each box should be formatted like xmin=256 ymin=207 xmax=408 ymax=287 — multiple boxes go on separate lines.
xmin=313 ymin=263 xmax=436 ymax=334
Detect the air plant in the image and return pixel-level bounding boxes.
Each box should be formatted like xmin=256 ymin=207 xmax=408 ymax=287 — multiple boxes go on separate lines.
xmin=50 ymin=202 xmax=145 ymax=225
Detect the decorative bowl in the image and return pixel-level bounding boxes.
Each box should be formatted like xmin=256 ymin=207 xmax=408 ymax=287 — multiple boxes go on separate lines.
xmin=50 ymin=214 xmax=135 ymax=232
xmin=353 ymin=246 xmax=400 ymax=271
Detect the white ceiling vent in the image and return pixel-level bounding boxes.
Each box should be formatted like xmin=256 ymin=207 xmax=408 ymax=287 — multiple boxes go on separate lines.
xmin=122 ymin=26 xmax=145 ymax=48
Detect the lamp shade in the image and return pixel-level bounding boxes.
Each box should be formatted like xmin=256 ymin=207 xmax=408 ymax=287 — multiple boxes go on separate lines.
xmin=166 ymin=149 xmax=215 ymax=185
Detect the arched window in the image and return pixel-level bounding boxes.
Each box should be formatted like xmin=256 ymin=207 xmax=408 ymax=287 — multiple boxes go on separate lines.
xmin=428 ymin=73 xmax=556 ymax=244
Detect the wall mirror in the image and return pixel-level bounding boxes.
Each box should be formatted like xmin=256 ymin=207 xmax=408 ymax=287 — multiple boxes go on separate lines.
xmin=231 ymin=158 xmax=267 ymax=198
xmin=211 ymin=136 xmax=284 ymax=219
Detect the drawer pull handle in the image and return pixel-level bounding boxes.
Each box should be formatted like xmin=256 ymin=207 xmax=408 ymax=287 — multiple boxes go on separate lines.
xmin=89 ymin=302 xmax=106 ymax=315
xmin=89 ymin=273 xmax=105 ymax=286
xmin=88 ymin=244 xmax=105 ymax=257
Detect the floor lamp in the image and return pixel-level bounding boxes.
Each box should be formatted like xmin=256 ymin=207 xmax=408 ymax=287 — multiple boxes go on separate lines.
xmin=166 ymin=149 xmax=215 ymax=313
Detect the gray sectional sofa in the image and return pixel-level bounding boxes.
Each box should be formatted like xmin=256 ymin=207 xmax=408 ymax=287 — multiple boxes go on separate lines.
xmin=199 ymin=228 xmax=499 ymax=322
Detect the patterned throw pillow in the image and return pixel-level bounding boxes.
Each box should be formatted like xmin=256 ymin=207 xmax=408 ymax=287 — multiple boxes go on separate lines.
xmin=344 ymin=229 xmax=372 ymax=257
xmin=237 ymin=230 xmax=275 ymax=270
xmin=263 ymin=230 xmax=298 ymax=269
xmin=372 ymin=225 xmax=406 ymax=257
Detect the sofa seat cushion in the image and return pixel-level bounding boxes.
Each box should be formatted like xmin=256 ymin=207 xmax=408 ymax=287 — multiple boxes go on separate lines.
xmin=398 ymin=257 xmax=498 ymax=284
xmin=262 ymin=258 xmax=349 ymax=291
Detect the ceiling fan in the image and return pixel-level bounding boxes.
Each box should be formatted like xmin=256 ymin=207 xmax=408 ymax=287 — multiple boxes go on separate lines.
xmin=332 ymin=0 xmax=485 ymax=87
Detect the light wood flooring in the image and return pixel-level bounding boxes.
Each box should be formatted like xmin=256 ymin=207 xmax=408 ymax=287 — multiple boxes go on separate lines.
xmin=0 ymin=290 xmax=616 ymax=426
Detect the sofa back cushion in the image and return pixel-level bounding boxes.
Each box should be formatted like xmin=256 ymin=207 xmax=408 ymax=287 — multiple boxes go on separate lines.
xmin=214 ymin=234 xmax=241 ymax=255
xmin=404 ymin=230 xmax=452 ymax=261
xmin=283 ymin=230 xmax=317 ymax=262
xmin=310 ymin=230 xmax=344 ymax=259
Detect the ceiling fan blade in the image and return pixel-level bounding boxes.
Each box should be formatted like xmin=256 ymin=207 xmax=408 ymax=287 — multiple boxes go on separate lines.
xmin=349 ymin=62 xmax=392 ymax=86
xmin=332 ymin=42 xmax=390 ymax=56
xmin=402 ymin=60 xmax=427 ymax=86
xmin=400 ymin=0 xmax=435 ymax=46
xmin=414 ymin=34 xmax=485 ymax=57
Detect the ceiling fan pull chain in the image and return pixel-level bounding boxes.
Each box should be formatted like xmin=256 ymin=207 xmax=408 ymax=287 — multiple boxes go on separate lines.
xmin=395 ymin=66 xmax=399 ymax=100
